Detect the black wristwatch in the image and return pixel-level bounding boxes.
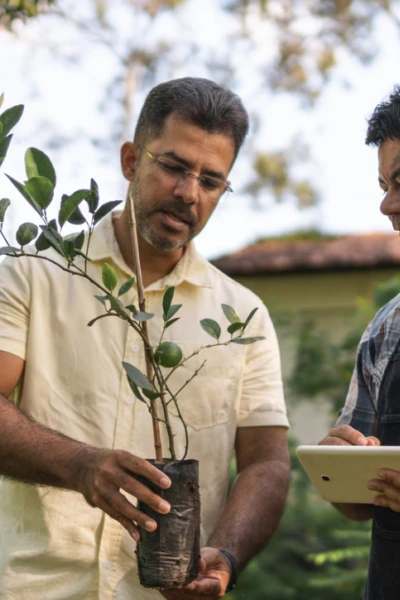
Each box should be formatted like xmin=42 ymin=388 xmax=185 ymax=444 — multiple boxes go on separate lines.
xmin=219 ymin=549 xmax=239 ymax=593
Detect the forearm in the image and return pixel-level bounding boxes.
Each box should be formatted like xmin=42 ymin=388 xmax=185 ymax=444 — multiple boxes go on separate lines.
xmin=208 ymin=457 xmax=290 ymax=568
xmin=0 ymin=393 xmax=93 ymax=490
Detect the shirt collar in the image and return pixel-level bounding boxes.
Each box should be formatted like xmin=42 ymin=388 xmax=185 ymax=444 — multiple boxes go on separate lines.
xmin=88 ymin=211 xmax=213 ymax=291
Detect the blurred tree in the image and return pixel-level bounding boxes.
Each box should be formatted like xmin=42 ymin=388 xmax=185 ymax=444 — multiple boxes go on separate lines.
xmin=1 ymin=0 xmax=399 ymax=209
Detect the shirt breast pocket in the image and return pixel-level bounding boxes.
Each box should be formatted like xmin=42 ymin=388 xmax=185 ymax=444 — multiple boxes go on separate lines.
xmin=165 ymin=342 xmax=242 ymax=430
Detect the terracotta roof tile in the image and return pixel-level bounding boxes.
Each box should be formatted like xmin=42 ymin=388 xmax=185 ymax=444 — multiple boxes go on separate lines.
xmin=211 ymin=233 xmax=400 ymax=275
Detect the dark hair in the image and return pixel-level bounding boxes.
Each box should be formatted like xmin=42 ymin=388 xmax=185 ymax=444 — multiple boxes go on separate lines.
xmin=366 ymin=85 xmax=400 ymax=147
xmin=134 ymin=77 xmax=249 ymax=160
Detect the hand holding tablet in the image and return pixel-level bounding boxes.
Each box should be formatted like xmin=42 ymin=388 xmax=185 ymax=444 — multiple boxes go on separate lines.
xmin=296 ymin=445 xmax=400 ymax=504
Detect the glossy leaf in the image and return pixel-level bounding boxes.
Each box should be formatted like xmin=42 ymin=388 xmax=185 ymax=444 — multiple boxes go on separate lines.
xmin=122 ymin=361 xmax=154 ymax=392
xmin=0 ymin=246 xmax=20 ymax=255
xmin=16 ymin=222 xmax=38 ymax=246
xmin=6 ymin=174 xmax=43 ymax=215
xmin=94 ymin=294 xmax=107 ymax=306
xmin=162 ymin=287 xmax=174 ymax=316
xmin=0 ymin=134 xmax=12 ymax=167
xmin=243 ymin=307 xmax=259 ymax=332
xmin=164 ymin=303 xmax=182 ymax=322
xmin=72 ymin=230 xmax=85 ymax=251
xmin=25 ymin=176 xmax=54 ymax=210
xmin=40 ymin=225 xmax=65 ymax=256
xmin=125 ymin=304 xmax=154 ymax=321
xmin=165 ymin=317 xmax=180 ymax=329
xmin=88 ymin=178 xmax=99 ymax=213
xmin=200 ymin=318 xmax=221 ymax=340
xmin=0 ymin=198 xmax=10 ymax=223
xmin=118 ymin=277 xmax=135 ymax=297
xmin=102 ymin=263 xmax=118 ymax=292
xmin=93 ymin=200 xmax=122 ymax=225
xmin=142 ymin=388 xmax=162 ymax=400
xmin=0 ymin=105 xmax=24 ymax=142
xmin=128 ymin=379 xmax=147 ymax=403
xmin=222 ymin=303 xmax=242 ymax=324
xmin=227 ymin=322 xmax=243 ymax=335
xmin=108 ymin=295 xmax=127 ymax=318
xmin=59 ymin=190 xmax=90 ymax=228
xmin=231 ymin=336 xmax=265 ymax=345
xmin=25 ymin=148 xmax=56 ymax=186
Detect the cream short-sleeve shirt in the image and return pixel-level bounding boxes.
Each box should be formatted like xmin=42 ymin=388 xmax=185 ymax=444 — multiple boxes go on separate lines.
xmin=0 ymin=213 xmax=288 ymax=600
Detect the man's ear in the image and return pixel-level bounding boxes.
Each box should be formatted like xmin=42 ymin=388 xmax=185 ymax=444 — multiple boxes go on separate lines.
xmin=120 ymin=142 xmax=140 ymax=181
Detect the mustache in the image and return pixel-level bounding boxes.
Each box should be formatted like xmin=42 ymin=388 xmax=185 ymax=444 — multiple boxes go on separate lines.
xmin=152 ymin=199 xmax=198 ymax=226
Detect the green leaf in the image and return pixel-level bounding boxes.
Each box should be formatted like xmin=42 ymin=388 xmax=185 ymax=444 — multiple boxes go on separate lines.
xmin=142 ymin=388 xmax=161 ymax=401
xmin=35 ymin=218 xmax=58 ymax=252
xmin=128 ymin=379 xmax=147 ymax=403
xmin=40 ymin=225 xmax=65 ymax=256
xmin=122 ymin=361 xmax=154 ymax=392
xmin=231 ymin=336 xmax=265 ymax=345
xmin=94 ymin=294 xmax=107 ymax=306
xmin=162 ymin=287 xmax=175 ymax=316
xmin=93 ymin=200 xmax=122 ymax=224
xmin=72 ymin=230 xmax=85 ymax=251
xmin=0 ymin=198 xmax=10 ymax=223
xmin=25 ymin=176 xmax=54 ymax=210
xmin=222 ymin=303 xmax=242 ymax=324
xmin=16 ymin=222 xmax=38 ymax=246
xmin=88 ymin=178 xmax=99 ymax=213
xmin=0 ymin=246 xmax=20 ymax=255
xmin=0 ymin=134 xmax=12 ymax=167
xmin=125 ymin=304 xmax=154 ymax=321
xmin=118 ymin=277 xmax=135 ymax=297
xmin=0 ymin=105 xmax=24 ymax=142
xmin=59 ymin=190 xmax=90 ymax=228
xmin=6 ymin=174 xmax=43 ymax=215
xmin=243 ymin=307 xmax=259 ymax=331
xmin=0 ymin=94 xmax=4 ymax=109
xmin=25 ymin=148 xmax=56 ymax=186
xmin=165 ymin=317 xmax=180 ymax=329
xmin=200 ymin=318 xmax=221 ymax=340
xmin=108 ymin=295 xmax=127 ymax=318
xmin=164 ymin=304 xmax=182 ymax=321
xmin=228 ymin=322 xmax=243 ymax=335
xmin=102 ymin=263 xmax=118 ymax=292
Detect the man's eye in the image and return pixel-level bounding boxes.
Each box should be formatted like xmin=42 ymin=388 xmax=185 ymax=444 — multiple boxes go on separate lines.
xmin=201 ymin=177 xmax=220 ymax=191
xmin=159 ymin=160 xmax=185 ymax=174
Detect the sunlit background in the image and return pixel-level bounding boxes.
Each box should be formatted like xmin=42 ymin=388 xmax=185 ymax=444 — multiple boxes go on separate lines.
xmin=2 ymin=0 xmax=400 ymax=259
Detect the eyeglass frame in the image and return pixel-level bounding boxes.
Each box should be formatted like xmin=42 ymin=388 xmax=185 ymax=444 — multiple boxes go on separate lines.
xmin=140 ymin=146 xmax=233 ymax=198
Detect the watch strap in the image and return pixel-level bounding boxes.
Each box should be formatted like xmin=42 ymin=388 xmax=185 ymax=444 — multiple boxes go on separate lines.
xmin=218 ymin=549 xmax=239 ymax=593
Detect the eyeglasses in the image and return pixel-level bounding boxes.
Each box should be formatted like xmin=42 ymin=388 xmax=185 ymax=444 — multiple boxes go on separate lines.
xmin=142 ymin=147 xmax=233 ymax=202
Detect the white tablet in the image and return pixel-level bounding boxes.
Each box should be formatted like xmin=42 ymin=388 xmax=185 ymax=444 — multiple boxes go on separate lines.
xmin=296 ymin=445 xmax=400 ymax=504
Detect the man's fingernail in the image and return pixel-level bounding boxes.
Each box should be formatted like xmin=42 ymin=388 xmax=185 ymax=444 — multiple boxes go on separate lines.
xmin=159 ymin=501 xmax=170 ymax=513
xmin=160 ymin=476 xmax=171 ymax=488
xmin=145 ymin=520 xmax=156 ymax=532
xmin=356 ymin=437 xmax=367 ymax=445
xmin=131 ymin=530 xmax=140 ymax=542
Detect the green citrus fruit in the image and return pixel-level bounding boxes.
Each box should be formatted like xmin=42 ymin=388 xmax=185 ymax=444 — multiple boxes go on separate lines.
xmin=155 ymin=341 xmax=183 ymax=368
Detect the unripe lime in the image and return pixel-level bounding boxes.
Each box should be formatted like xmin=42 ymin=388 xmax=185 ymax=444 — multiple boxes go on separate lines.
xmin=155 ymin=341 xmax=183 ymax=368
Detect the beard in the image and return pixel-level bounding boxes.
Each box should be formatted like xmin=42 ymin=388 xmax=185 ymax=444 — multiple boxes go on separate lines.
xmin=130 ymin=177 xmax=199 ymax=252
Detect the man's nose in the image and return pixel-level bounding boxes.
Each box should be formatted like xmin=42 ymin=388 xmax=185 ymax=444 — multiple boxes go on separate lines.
xmin=173 ymin=173 xmax=200 ymax=204
xmin=380 ymin=190 xmax=400 ymax=215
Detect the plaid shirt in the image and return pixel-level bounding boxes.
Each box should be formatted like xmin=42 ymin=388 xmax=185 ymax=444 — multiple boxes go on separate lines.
xmin=336 ymin=295 xmax=400 ymax=436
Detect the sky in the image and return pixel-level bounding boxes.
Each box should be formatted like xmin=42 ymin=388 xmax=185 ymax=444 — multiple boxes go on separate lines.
xmin=1 ymin=1 xmax=400 ymax=259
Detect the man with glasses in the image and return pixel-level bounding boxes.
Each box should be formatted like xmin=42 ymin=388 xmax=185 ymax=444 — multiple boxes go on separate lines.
xmin=319 ymin=85 xmax=400 ymax=600
xmin=0 ymin=77 xmax=290 ymax=599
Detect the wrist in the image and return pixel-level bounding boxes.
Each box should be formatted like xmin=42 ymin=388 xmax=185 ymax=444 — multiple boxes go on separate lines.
xmin=218 ymin=549 xmax=239 ymax=593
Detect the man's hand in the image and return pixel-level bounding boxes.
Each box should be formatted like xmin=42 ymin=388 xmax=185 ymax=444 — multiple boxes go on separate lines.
xmin=318 ymin=424 xmax=380 ymax=521
xmin=73 ymin=448 xmax=172 ymax=541
xmin=368 ymin=468 xmax=400 ymax=512
xmin=318 ymin=424 xmax=380 ymax=447
xmin=161 ymin=547 xmax=231 ymax=599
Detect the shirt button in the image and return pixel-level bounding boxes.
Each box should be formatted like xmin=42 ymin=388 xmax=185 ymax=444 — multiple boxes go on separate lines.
xmin=132 ymin=344 xmax=140 ymax=352
xmin=125 ymin=397 xmax=134 ymax=405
